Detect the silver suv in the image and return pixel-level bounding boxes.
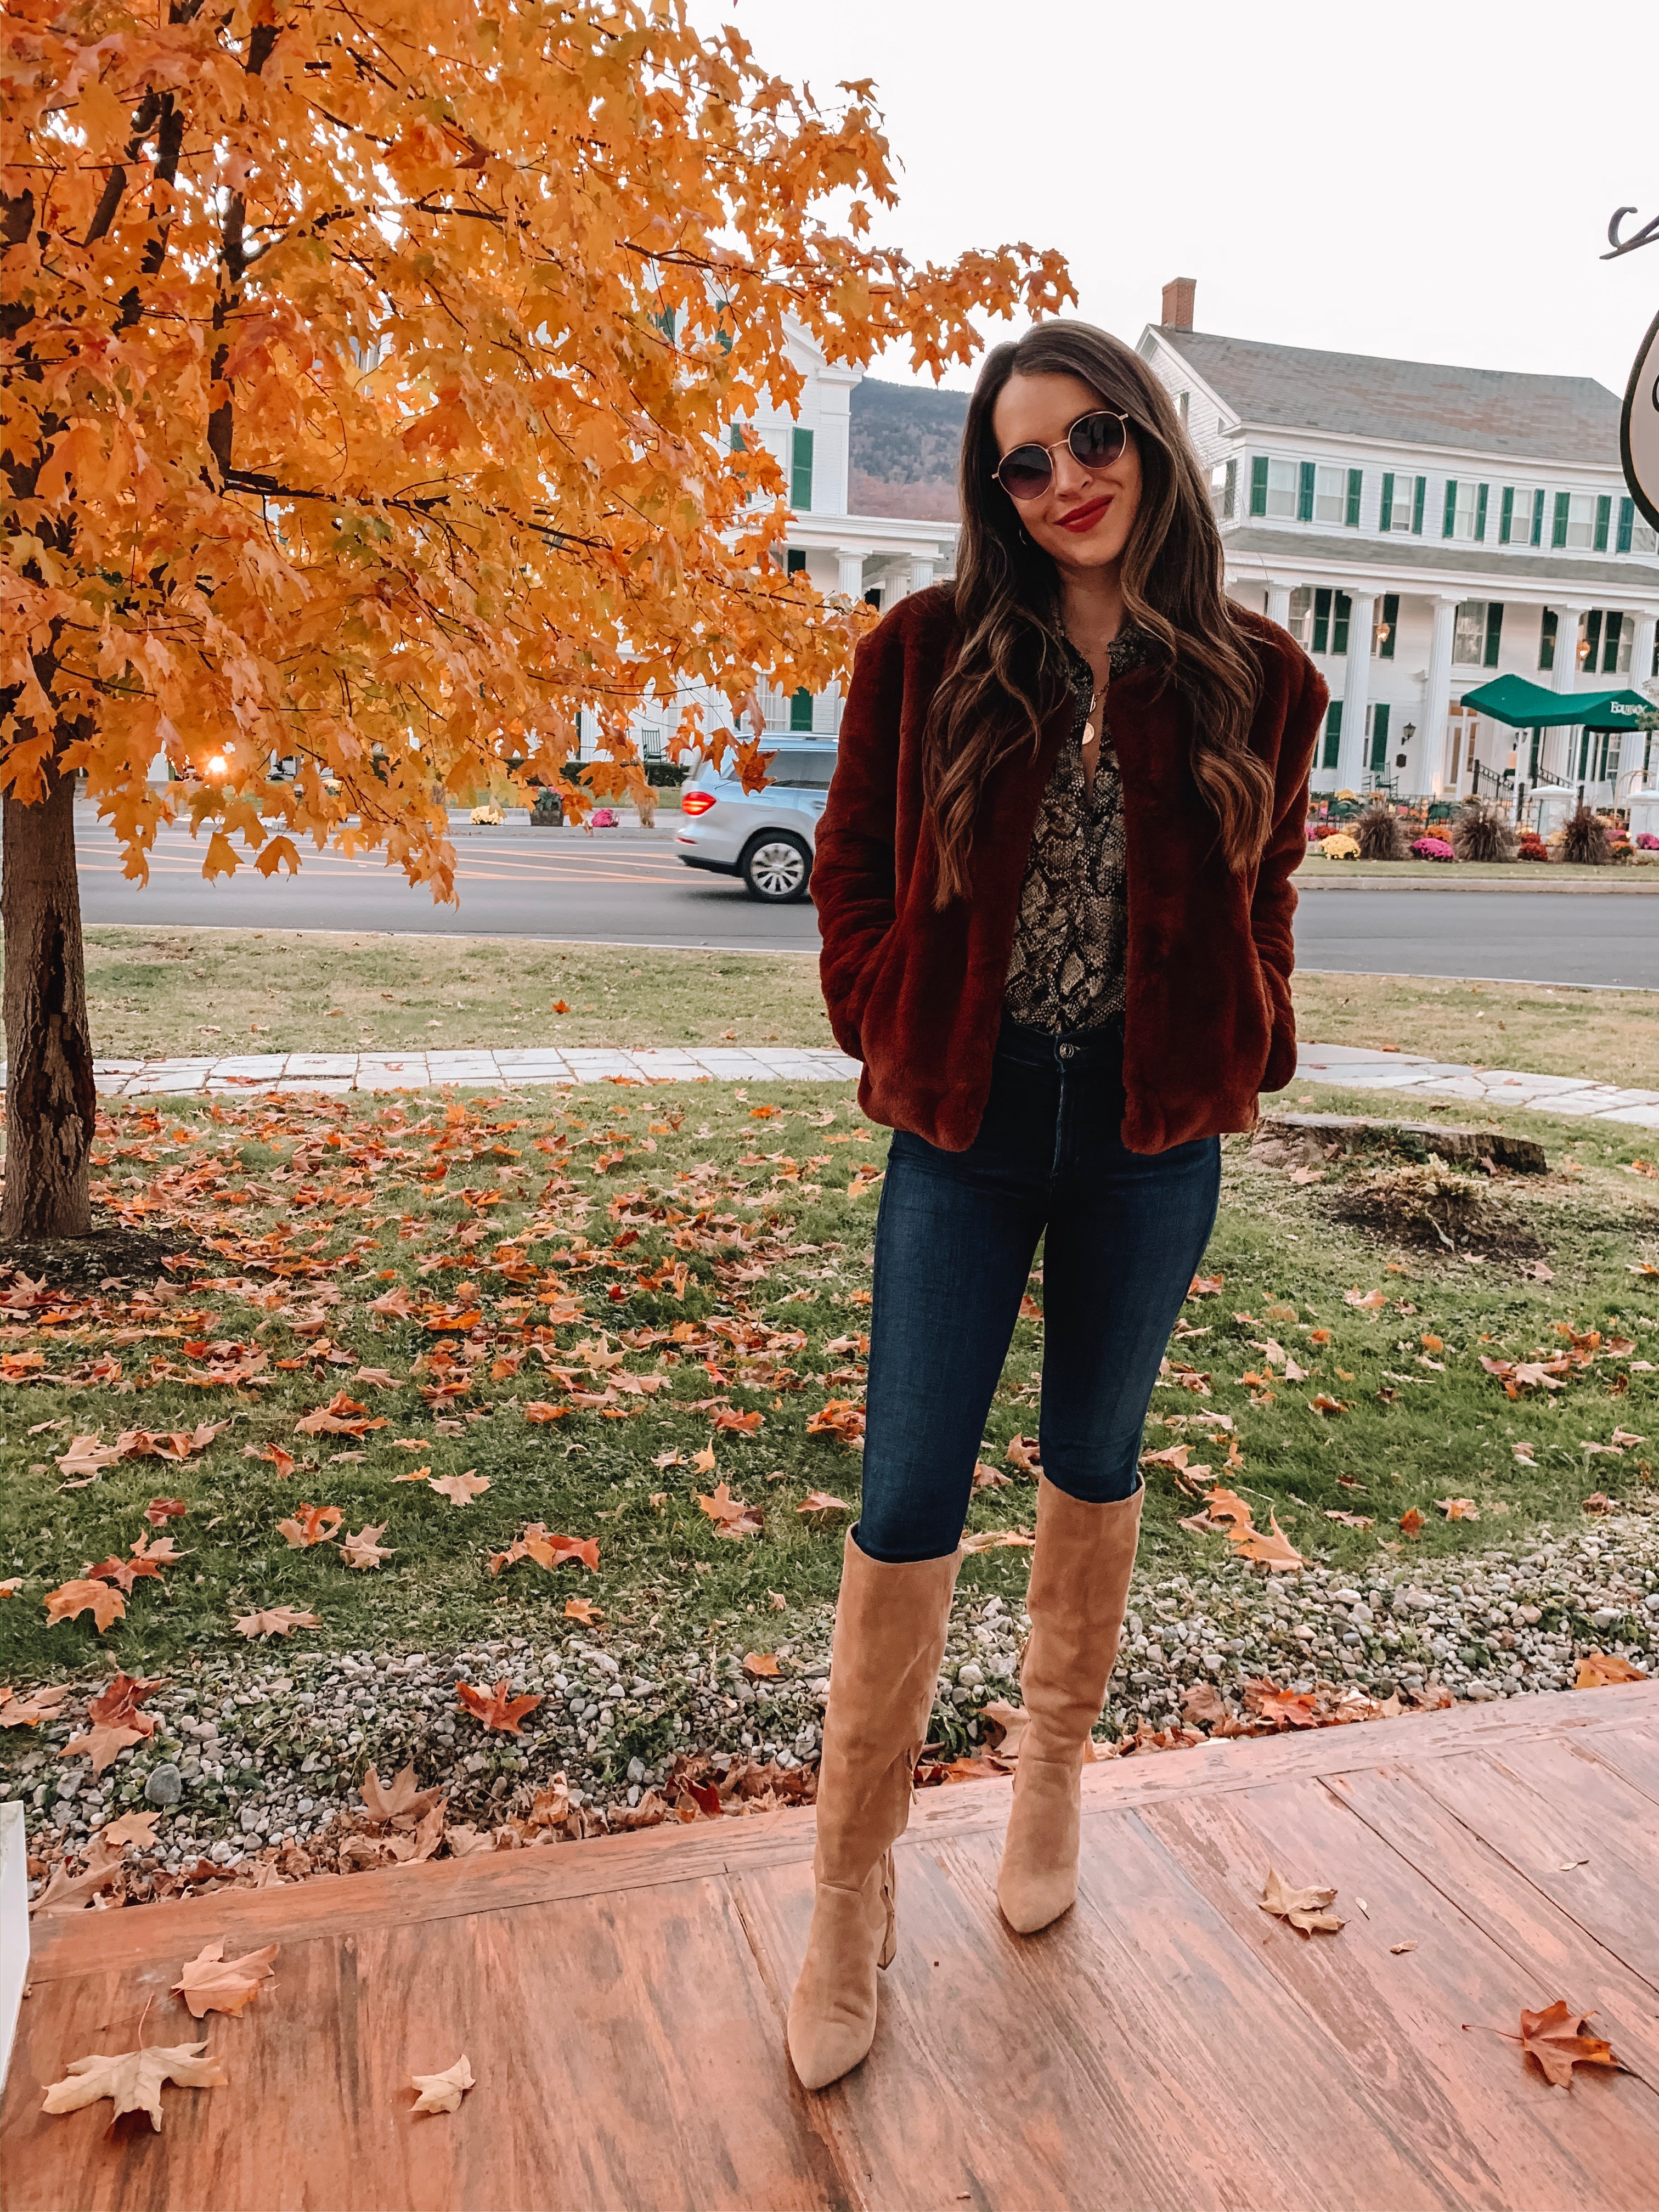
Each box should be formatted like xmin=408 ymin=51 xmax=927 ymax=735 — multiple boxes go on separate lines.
xmin=675 ymin=738 xmax=837 ymax=901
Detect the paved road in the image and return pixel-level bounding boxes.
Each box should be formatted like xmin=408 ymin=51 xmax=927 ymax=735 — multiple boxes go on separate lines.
xmin=71 ymin=816 xmax=1658 ymax=988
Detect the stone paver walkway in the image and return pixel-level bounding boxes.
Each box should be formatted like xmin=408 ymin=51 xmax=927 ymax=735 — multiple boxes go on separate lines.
xmin=27 ymin=1037 xmax=1654 ymax=1128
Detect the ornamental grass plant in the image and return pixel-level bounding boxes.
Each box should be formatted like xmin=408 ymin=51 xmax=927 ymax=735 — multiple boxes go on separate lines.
xmin=1451 ymin=800 xmax=1518 ymax=865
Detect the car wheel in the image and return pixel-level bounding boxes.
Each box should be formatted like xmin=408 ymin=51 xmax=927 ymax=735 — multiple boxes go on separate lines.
xmin=741 ymin=832 xmax=811 ymax=902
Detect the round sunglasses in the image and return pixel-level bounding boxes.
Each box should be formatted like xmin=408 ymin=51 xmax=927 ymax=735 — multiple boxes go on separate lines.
xmin=992 ymin=409 xmax=1130 ymax=503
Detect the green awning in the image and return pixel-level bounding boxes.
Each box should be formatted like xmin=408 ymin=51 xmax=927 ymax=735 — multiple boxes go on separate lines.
xmin=1457 ymin=674 xmax=1658 ymax=730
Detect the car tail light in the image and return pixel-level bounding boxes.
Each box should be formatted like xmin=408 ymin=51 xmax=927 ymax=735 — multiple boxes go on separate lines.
xmin=680 ymin=788 xmax=716 ymax=815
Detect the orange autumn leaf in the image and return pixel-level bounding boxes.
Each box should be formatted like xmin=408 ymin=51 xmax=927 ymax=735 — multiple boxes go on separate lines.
xmin=1398 ymin=1508 xmax=1426 ymax=1538
xmin=796 ymin=1491 xmax=851 ymax=1521
xmin=143 ymin=1498 xmax=188 ymax=1526
xmin=41 ymin=2042 xmax=228 ymax=2132
xmin=563 ymin=1597 xmax=602 ymax=1626
xmin=233 ymin=1606 xmax=321 ymax=1639
xmin=276 ymin=1503 xmax=342 ymax=1549
xmin=456 ymin=1679 xmax=543 ymax=1735
xmin=1436 ymin=1497 xmax=1480 ymax=1520
xmin=428 ymin=1470 xmax=490 ymax=1507
xmin=521 ymin=1401 xmax=569 ymax=1424
xmin=1476 ymin=2000 xmax=1628 ymax=2089
xmin=172 ymin=1938 xmax=280 ymax=2020
xmin=1573 ymin=1652 xmax=1647 ymax=1688
xmin=742 ymin=1652 xmax=781 ymax=1679
xmin=697 ymin=1482 xmax=763 ymax=1539
xmin=44 ymin=1579 xmax=126 ymax=1633
xmin=339 ymin=1523 xmax=393 ymax=1571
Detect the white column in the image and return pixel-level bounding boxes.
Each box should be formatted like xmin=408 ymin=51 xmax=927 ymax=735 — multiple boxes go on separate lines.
xmin=1265 ymin=580 xmax=1292 ymax=630
xmin=908 ymin=555 xmax=934 ymax=595
xmin=1422 ymin=595 xmax=1459 ymax=796
xmin=1334 ymin=590 xmax=1377 ymax=794
xmin=836 ymin=549 xmax=864 ymax=599
xmin=1628 ymin=611 xmax=1657 ymax=691
xmin=1549 ymin=604 xmax=1588 ymax=787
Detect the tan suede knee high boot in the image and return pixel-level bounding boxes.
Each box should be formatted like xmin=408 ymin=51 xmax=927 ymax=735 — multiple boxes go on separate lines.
xmin=996 ymin=1477 xmax=1142 ymax=1935
xmin=786 ymin=1532 xmax=960 ymax=2091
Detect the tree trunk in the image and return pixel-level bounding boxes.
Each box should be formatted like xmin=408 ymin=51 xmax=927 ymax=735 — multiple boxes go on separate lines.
xmin=1 ymin=758 xmax=95 ymax=1240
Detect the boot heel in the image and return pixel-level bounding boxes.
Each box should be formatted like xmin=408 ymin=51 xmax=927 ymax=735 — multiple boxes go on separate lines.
xmin=877 ymin=1847 xmax=897 ymax=1969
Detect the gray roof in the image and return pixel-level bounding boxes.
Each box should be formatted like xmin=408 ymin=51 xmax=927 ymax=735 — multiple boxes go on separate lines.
xmin=1220 ymin=525 xmax=1658 ymax=600
xmin=1156 ymin=328 xmax=1621 ymax=466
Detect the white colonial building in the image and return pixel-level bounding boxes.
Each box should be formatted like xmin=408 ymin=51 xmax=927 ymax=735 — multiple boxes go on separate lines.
xmin=597 ymin=324 xmax=958 ymax=758
xmin=1139 ymin=279 xmax=1659 ymax=815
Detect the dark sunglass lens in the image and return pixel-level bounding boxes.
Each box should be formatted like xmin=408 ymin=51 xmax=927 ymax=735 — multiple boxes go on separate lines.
xmin=1069 ymin=412 xmax=1125 ymax=467
xmin=997 ymin=447 xmax=1052 ymax=501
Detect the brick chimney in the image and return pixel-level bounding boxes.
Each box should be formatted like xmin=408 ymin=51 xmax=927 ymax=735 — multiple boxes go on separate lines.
xmin=1161 ymin=276 xmax=1196 ymax=331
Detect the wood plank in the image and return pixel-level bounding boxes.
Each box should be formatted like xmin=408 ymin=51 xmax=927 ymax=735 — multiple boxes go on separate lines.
xmin=736 ymin=1808 xmax=1445 ymax=2212
xmin=26 ymin=1685 xmax=1657 ymax=1988
xmin=1573 ymin=1722 xmax=1659 ymax=1808
xmin=1143 ymin=1772 xmax=1659 ymax=2212
xmin=1400 ymin=1744 xmax=1659 ymax=1987
xmin=1326 ymin=1766 xmax=1659 ymax=2085
xmin=2 ymin=1877 xmax=845 ymax=2212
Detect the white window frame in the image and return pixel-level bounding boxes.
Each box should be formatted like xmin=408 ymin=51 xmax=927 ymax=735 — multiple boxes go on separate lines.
xmin=1505 ymin=486 xmax=1537 ymax=546
xmin=1312 ymin=464 xmax=1348 ymax=526
xmin=1263 ymin=458 xmax=1299 ymax=520
xmin=1452 ymin=600 xmax=1488 ymax=667
xmin=1564 ymin=492 xmax=1597 ymax=550
xmin=1448 ymin=482 xmax=1481 ymax=542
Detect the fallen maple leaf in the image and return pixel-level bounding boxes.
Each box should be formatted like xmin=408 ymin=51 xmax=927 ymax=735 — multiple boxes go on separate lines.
xmin=1004 ymin=1434 xmax=1042 ymax=1476
xmin=44 ymin=1579 xmax=126 ymax=1633
xmin=411 ymin=2055 xmax=475 ymax=2114
xmin=795 ymin=1490 xmax=850 ymax=1521
xmin=340 ymin=1522 xmax=393 ymax=1570
xmin=173 ymin=1938 xmax=279 ymax=2019
xmin=960 ymin=1529 xmax=1037 ymax=1553
xmin=63 ymin=1673 xmax=163 ymax=1773
xmin=143 ymin=1497 xmax=189 ymax=1526
xmin=116 ymin=1422 xmax=230 ymax=1462
xmin=522 ymin=1401 xmax=569 ymax=1423
xmin=99 ymin=1809 xmax=160 ymax=1850
xmin=1474 ymin=2000 xmax=1627 ymax=2089
xmin=1436 ymin=1497 xmax=1480 ymax=1520
xmin=1260 ymin=1866 xmax=1345 ymax=1937
xmin=1181 ymin=1681 xmax=1228 ymax=1726
xmin=1230 ymin=1510 xmax=1305 ymax=1571
xmin=54 ymin=1435 xmax=123 ymax=1480
xmin=360 ymin=1763 xmax=444 ymax=1823
xmin=430 ymin=1470 xmax=490 ymax=1506
xmin=563 ymin=1596 xmax=601 ymax=1625
xmin=0 ymin=1683 xmax=71 ymax=1728
xmin=1324 ymin=1509 xmax=1375 ymax=1528
xmin=1574 ymin=1652 xmax=1647 ymax=1688
xmin=696 ymin=1482 xmax=763 ymax=1538
xmin=456 ymin=1679 xmax=542 ymax=1734
xmin=1188 ymin=1273 xmax=1224 ymax=1297
xmin=42 ymin=2042 xmax=228 ymax=2131
xmin=242 ymin=1442 xmax=297 ymax=1478
xmin=742 ymin=1652 xmax=781 ymax=1679
xmin=233 ymin=1606 xmax=321 ymax=1638
xmin=1343 ymin=1289 xmax=1387 ymax=1311
xmin=277 ymin=1503 xmax=342 ymax=1548
xmin=1398 ymin=1508 xmax=1426 ymax=1538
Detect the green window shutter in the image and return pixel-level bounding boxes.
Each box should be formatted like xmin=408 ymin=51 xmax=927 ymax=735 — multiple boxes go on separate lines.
xmin=1312 ymin=586 xmax=1331 ymax=654
xmin=789 ymin=689 xmax=814 ymax=732
xmin=730 ymin=424 xmax=746 ymax=452
xmin=1249 ymin=456 xmax=1268 ymax=516
xmin=1617 ymin=496 xmax=1635 ymax=552
xmin=1551 ymin=490 xmax=1570 ymax=547
xmin=1602 ymin=611 xmax=1623 ymax=673
xmin=1531 ymin=488 xmax=1544 ymax=545
xmin=1442 ymin=479 xmax=1458 ymax=538
xmin=1474 ymin=483 xmax=1488 ymax=541
xmin=1297 ymin=461 xmax=1315 ymax=521
xmin=1379 ymin=472 xmax=1395 ymax=532
xmin=1369 ymin=702 xmax=1390 ymax=772
xmin=1483 ymin=602 xmax=1504 ymax=667
xmin=1223 ymin=459 xmax=1237 ymax=518
xmin=1379 ymin=592 xmax=1398 ymax=660
xmin=1345 ymin=467 xmax=1362 ymax=527
xmin=1593 ymin=494 xmax=1611 ymax=551
xmin=791 ymin=427 xmax=814 ymax=510
xmin=1538 ymin=608 xmax=1557 ymax=672
xmin=1412 ymin=475 xmax=1426 ymax=533
xmin=785 ymin=548 xmax=806 ymax=576
xmin=1499 ymin=486 xmax=1514 ymax=544
xmin=1323 ymin=700 xmax=1342 ymax=769
xmin=1332 ymin=591 xmax=1351 ymax=656
xmin=1583 ymin=610 xmax=1602 ymax=672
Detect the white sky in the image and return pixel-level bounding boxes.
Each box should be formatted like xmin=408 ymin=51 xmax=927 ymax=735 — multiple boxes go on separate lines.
xmin=696 ymin=0 xmax=1657 ymax=403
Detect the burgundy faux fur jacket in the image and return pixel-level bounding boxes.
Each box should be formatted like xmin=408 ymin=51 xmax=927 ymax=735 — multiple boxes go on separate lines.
xmin=811 ymin=585 xmax=1328 ymax=1154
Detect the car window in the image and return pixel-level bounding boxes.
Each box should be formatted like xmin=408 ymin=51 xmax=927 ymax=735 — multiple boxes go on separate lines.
xmin=760 ymin=747 xmax=836 ymax=789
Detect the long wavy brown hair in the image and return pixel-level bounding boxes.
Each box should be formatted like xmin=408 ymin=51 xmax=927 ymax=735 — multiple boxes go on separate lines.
xmin=923 ymin=321 xmax=1270 ymax=905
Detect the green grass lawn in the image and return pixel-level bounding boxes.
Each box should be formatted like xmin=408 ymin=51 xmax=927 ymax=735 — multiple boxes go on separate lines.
xmin=3 ymin=1078 xmax=1654 ymax=1693
xmin=72 ymin=926 xmax=1659 ymax=1091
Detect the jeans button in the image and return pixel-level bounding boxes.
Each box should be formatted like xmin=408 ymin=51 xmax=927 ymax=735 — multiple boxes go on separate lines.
xmin=1058 ymin=1043 xmax=1075 ymax=1061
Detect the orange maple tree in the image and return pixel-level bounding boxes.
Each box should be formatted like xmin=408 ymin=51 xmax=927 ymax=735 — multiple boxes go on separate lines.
xmin=1 ymin=0 xmax=1073 ymax=1238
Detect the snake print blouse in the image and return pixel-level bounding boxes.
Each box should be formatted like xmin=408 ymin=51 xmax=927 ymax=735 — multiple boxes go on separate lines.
xmin=1002 ymin=628 xmax=1152 ymax=1034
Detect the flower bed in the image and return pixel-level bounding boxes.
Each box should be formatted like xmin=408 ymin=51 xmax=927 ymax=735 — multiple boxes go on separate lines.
xmin=1409 ymin=837 xmax=1455 ymax=862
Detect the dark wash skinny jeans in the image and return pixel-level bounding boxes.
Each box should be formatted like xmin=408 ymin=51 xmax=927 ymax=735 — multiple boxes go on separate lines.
xmin=856 ymin=1017 xmax=1222 ymax=1565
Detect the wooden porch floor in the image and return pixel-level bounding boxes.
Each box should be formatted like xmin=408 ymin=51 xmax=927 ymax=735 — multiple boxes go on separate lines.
xmin=5 ymin=1680 xmax=1658 ymax=2212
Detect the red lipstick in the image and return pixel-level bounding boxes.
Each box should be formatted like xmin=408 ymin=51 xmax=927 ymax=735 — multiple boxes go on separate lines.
xmin=1056 ymin=495 xmax=1111 ymax=533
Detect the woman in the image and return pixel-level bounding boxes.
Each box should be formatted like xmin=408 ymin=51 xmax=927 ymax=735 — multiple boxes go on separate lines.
xmin=788 ymin=320 xmax=1327 ymax=2091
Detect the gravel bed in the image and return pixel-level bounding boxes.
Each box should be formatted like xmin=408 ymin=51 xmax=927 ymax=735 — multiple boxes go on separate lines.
xmin=10 ymin=1513 xmax=1656 ymax=1888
